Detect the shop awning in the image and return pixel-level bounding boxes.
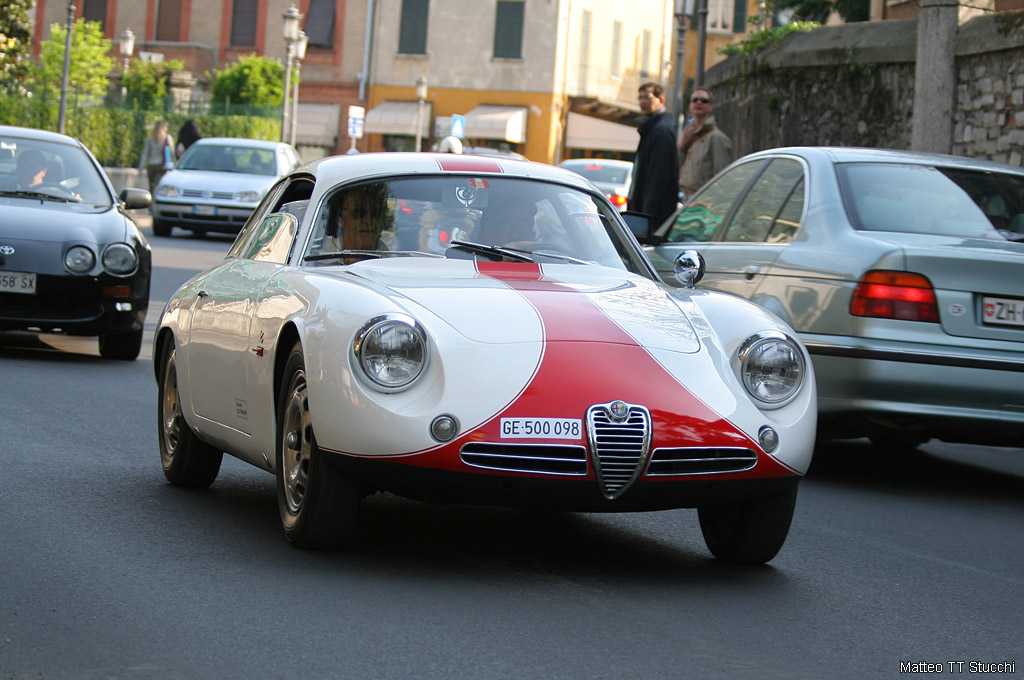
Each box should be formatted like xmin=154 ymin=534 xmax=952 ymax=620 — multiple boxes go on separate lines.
xmin=463 ymin=105 xmax=528 ymax=143
xmin=565 ymin=112 xmax=639 ymax=152
xmin=364 ymin=101 xmax=433 ymax=136
xmin=568 ymin=95 xmax=645 ymax=128
xmin=295 ymin=103 xmax=340 ymax=147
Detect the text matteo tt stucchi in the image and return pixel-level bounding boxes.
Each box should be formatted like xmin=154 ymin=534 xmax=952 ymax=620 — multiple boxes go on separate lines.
xmin=900 ymin=661 xmax=1015 ymax=674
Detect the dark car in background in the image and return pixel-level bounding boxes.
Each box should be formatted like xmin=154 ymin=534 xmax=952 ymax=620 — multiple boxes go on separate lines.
xmin=0 ymin=125 xmax=153 ymax=360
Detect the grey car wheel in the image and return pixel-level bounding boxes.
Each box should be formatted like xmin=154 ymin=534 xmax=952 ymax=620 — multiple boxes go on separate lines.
xmin=276 ymin=342 xmax=360 ymax=549
xmin=698 ymin=484 xmax=798 ymax=564
xmin=158 ymin=343 xmax=223 ymax=487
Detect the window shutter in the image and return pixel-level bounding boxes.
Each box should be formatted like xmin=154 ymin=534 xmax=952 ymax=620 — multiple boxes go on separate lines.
xmin=304 ymin=0 xmax=336 ymax=48
xmin=230 ymin=0 xmax=258 ymax=46
xmin=398 ymin=0 xmax=429 ymax=55
xmin=494 ymin=1 xmax=524 ymax=59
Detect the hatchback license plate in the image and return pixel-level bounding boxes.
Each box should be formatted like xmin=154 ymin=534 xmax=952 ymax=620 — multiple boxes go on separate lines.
xmin=0 ymin=271 xmax=36 ymax=294
xmin=193 ymin=205 xmax=217 ymax=216
xmin=982 ymin=296 xmax=1024 ymax=327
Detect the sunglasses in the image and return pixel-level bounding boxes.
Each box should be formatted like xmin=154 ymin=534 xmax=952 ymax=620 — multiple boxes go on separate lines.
xmin=691 ymin=97 xmax=711 ymax=104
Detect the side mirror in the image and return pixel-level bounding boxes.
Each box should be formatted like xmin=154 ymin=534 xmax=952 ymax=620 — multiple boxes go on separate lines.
xmin=119 ymin=187 xmax=152 ymax=210
xmin=673 ymin=250 xmax=705 ymax=288
xmin=621 ymin=211 xmax=650 ymax=241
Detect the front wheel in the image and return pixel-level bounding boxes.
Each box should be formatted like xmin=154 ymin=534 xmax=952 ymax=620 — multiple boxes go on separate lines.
xmin=151 ymin=217 xmax=172 ymax=237
xmin=276 ymin=342 xmax=360 ymax=549
xmin=99 ymin=328 xmax=143 ymax=360
xmin=157 ymin=342 xmax=222 ymax=487
xmin=698 ymin=484 xmax=798 ymax=564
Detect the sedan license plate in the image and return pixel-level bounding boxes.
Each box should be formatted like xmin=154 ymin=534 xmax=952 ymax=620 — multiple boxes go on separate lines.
xmin=193 ymin=205 xmax=217 ymax=216
xmin=982 ymin=296 xmax=1024 ymax=327
xmin=500 ymin=418 xmax=583 ymax=440
xmin=0 ymin=271 xmax=36 ymax=294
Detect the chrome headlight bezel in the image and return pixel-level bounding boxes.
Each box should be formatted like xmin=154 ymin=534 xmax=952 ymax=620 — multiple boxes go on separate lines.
xmin=737 ymin=331 xmax=806 ymax=409
xmin=64 ymin=245 xmax=96 ymax=274
xmin=155 ymin=184 xmax=181 ymax=198
xmin=101 ymin=243 xmax=139 ymax=276
xmin=235 ymin=190 xmax=261 ymax=203
xmin=352 ymin=313 xmax=428 ymax=392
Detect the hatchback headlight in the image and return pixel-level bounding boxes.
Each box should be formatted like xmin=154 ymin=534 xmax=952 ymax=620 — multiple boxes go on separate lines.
xmin=737 ymin=332 xmax=805 ymax=408
xmin=65 ymin=246 xmax=96 ymax=273
xmin=101 ymin=243 xmax=139 ymax=276
xmin=156 ymin=185 xmax=181 ymax=198
xmin=235 ymin=190 xmax=261 ymax=202
xmin=353 ymin=314 xmax=428 ymax=390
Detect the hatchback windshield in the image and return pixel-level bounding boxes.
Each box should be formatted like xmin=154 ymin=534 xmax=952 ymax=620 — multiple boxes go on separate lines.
xmin=302 ymin=176 xmax=647 ymax=273
xmin=178 ymin=144 xmax=278 ymax=176
xmin=0 ymin=135 xmax=112 ymax=206
xmin=838 ymin=162 xmax=1024 ymax=242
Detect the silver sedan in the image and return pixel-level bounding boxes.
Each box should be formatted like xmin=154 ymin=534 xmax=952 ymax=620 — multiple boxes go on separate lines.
xmin=643 ymin=146 xmax=1024 ymax=448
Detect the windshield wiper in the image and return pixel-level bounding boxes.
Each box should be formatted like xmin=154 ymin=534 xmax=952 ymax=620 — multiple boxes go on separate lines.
xmin=304 ymin=250 xmax=443 ymax=262
xmin=0 ymin=189 xmax=77 ymax=203
xmin=502 ymin=246 xmax=590 ymax=265
xmin=448 ymin=240 xmax=535 ymax=263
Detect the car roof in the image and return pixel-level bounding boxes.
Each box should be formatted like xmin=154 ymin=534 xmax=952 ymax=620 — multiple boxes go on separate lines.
xmin=748 ymin=146 xmax=1024 ymax=176
xmin=301 ymin=152 xmax=598 ymax=191
xmin=560 ymin=158 xmax=633 ymax=167
xmin=193 ymin=137 xmax=291 ymax=150
xmin=0 ymin=124 xmax=84 ymax=148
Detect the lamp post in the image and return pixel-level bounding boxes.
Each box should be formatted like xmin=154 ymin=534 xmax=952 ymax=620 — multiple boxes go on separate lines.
xmin=119 ymin=27 xmax=135 ymax=101
xmin=414 ymin=76 xmax=428 ymax=152
xmin=289 ymin=31 xmax=308 ymax=147
xmin=57 ymin=0 xmax=75 ymax=134
xmin=672 ymin=0 xmax=689 ymax=132
xmin=280 ymin=5 xmax=302 ymax=142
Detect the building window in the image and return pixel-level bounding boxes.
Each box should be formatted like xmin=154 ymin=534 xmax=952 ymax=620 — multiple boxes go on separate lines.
xmin=399 ymin=0 xmax=429 ymax=55
xmin=733 ymin=0 xmax=747 ymax=33
xmin=708 ymin=0 xmax=733 ymax=32
xmin=640 ymin=29 xmax=651 ymax=78
xmin=156 ymin=0 xmax=183 ymax=41
xmin=493 ymin=1 xmax=524 ymax=59
xmin=230 ymin=0 xmax=258 ymax=47
xmin=611 ymin=21 xmax=622 ymax=78
xmin=304 ymin=0 xmax=336 ymax=48
xmin=82 ymin=0 xmax=107 ymax=30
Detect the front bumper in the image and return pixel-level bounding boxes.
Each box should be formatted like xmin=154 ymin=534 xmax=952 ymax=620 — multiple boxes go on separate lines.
xmin=152 ymin=200 xmax=255 ymax=233
xmin=0 ymin=271 xmax=149 ymax=335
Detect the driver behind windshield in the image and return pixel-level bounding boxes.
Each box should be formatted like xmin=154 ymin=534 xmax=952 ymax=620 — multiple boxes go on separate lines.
xmin=16 ymin=150 xmax=48 ymax=189
xmin=477 ymin=196 xmax=537 ymax=249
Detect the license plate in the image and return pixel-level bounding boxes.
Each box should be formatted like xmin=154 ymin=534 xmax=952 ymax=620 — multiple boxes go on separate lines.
xmin=500 ymin=418 xmax=583 ymax=440
xmin=982 ymin=296 xmax=1024 ymax=327
xmin=0 ymin=271 xmax=36 ymax=294
xmin=193 ymin=205 xmax=217 ymax=216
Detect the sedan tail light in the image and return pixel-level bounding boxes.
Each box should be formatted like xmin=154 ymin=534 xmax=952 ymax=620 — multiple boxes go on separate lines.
xmin=608 ymin=193 xmax=627 ymax=209
xmin=850 ymin=270 xmax=939 ymax=322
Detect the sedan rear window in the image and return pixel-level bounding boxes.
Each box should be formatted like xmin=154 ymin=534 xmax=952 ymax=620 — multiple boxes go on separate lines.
xmin=838 ymin=162 xmax=1024 ymax=242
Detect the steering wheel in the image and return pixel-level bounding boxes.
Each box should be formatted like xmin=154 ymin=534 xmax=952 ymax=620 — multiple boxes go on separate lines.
xmin=39 ymin=182 xmax=81 ymax=201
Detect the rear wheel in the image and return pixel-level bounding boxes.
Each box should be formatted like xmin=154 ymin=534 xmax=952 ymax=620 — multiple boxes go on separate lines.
xmin=99 ymin=328 xmax=143 ymax=361
xmin=158 ymin=342 xmax=223 ymax=487
xmin=698 ymin=484 xmax=798 ymax=564
xmin=276 ymin=342 xmax=360 ymax=549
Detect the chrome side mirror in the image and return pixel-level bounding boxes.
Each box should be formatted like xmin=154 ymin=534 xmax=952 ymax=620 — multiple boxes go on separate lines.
xmin=673 ymin=250 xmax=705 ymax=288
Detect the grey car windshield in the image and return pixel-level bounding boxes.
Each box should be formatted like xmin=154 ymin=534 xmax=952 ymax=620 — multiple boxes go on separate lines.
xmin=838 ymin=162 xmax=1024 ymax=242
xmin=0 ymin=136 xmax=112 ymax=206
xmin=178 ymin=144 xmax=278 ymax=176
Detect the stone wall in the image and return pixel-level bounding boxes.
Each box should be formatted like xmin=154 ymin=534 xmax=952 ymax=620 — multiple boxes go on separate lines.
xmin=704 ymin=11 xmax=1024 ymax=167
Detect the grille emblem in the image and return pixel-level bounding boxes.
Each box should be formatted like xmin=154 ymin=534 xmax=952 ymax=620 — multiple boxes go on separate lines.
xmin=0 ymin=245 xmax=14 ymax=255
xmin=608 ymin=400 xmax=629 ymax=422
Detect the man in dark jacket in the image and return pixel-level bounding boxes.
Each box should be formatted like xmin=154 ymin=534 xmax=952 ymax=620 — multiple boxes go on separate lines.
xmin=628 ymin=82 xmax=679 ymax=230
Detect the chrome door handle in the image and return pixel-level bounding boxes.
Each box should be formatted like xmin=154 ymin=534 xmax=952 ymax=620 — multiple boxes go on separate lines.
xmin=197 ymin=290 xmax=209 ymax=298
xmin=744 ymin=265 xmax=760 ymax=280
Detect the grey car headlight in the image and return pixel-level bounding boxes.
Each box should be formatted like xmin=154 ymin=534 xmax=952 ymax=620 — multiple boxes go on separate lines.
xmin=235 ymin=190 xmax=261 ymax=202
xmin=65 ymin=246 xmax=96 ymax=273
xmin=101 ymin=243 xmax=139 ymax=276
xmin=737 ymin=331 xmax=805 ymax=408
xmin=156 ymin=185 xmax=181 ymax=198
xmin=353 ymin=314 xmax=428 ymax=390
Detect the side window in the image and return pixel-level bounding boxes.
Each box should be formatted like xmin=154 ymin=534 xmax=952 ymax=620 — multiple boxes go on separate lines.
xmin=768 ymin=177 xmax=805 ymax=243
xmin=243 ymin=213 xmax=298 ymax=263
xmin=722 ymin=158 xmax=804 ymax=243
xmin=665 ymin=160 xmax=764 ymax=243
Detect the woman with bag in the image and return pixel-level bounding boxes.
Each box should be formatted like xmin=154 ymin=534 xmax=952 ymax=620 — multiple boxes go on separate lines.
xmin=138 ymin=120 xmax=175 ymax=194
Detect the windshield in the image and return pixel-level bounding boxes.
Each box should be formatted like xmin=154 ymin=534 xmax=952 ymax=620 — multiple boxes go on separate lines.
xmin=303 ymin=176 xmax=648 ymax=273
xmin=178 ymin=144 xmax=279 ymax=176
xmin=563 ymin=161 xmax=631 ymax=185
xmin=838 ymin=162 xmax=1024 ymax=242
xmin=0 ymin=135 xmax=112 ymax=206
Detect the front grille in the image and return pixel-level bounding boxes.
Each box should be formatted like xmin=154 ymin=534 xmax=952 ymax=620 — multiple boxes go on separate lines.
xmin=182 ymin=189 xmax=236 ymax=200
xmin=0 ymin=292 xmax=102 ymax=320
xmin=647 ymin=447 xmax=758 ymax=475
xmin=586 ymin=402 xmax=651 ymax=500
xmin=460 ymin=442 xmax=588 ymax=475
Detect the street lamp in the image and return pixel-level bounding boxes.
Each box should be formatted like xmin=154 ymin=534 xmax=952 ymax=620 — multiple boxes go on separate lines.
xmin=289 ymin=31 xmax=308 ymax=147
xmin=280 ymin=5 xmax=302 ymax=142
xmin=119 ymin=27 xmax=135 ymax=101
xmin=414 ymin=76 xmax=428 ymax=152
xmin=57 ymin=0 xmax=75 ymax=134
xmin=672 ymin=0 xmax=689 ymax=131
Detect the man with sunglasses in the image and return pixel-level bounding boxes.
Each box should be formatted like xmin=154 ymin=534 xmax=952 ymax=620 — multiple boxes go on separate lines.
xmin=627 ymin=82 xmax=679 ymax=230
xmin=678 ymin=88 xmax=733 ymax=199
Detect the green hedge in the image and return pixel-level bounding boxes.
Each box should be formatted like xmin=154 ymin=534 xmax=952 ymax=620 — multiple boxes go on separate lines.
xmin=0 ymin=96 xmax=283 ymax=167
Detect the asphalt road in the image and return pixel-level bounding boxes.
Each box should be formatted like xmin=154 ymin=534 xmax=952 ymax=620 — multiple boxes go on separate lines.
xmin=1 ymin=222 xmax=1021 ymax=679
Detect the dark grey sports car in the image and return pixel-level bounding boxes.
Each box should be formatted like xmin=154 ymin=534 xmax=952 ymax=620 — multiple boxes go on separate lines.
xmin=0 ymin=125 xmax=153 ymax=360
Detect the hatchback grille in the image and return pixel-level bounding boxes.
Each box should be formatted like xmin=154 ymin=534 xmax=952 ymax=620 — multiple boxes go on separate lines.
xmin=647 ymin=447 xmax=758 ymax=475
xmin=586 ymin=402 xmax=652 ymax=500
xmin=182 ymin=189 xmax=236 ymax=200
xmin=460 ymin=442 xmax=588 ymax=475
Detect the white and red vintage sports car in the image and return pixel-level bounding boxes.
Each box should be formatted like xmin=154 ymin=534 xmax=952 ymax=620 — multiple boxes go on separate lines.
xmin=155 ymin=152 xmax=816 ymax=564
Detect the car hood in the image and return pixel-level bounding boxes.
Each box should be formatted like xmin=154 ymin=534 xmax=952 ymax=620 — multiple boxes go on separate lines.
xmin=160 ymin=169 xmax=277 ymax=193
xmin=867 ymin=231 xmax=1024 ymax=297
xmin=343 ymin=259 xmax=701 ymax=353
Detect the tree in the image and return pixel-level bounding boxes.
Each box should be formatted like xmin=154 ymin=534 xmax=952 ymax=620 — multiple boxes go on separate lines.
xmin=34 ymin=19 xmax=115 ymax=100
xmin=771 ymin=0 xmax=870 ymax=23
xmin=0 ymin=0 xmax=34 ymax=95
xmin=209 ymin=54 xmax=285 ymax=107
xmin=121 ymin=58 xmax=185 ymax=109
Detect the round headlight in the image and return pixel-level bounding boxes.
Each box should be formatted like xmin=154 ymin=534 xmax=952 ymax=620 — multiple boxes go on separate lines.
xmin=235 ymin=190 xmax=261 ymax=202
xmin=101 ymin=243 xmax=139 ymax=276
xmin=353 ymin=314 xmax=428 ymax=390
xmin=155 ymin=185 xmax=181 ymax=198
xmin=65 ymin=246 xmax=96 ymax=273
xmin=738 ymin=332 xmax=805 ymax=407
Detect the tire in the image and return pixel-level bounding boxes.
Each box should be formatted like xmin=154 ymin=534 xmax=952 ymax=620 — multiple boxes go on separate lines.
xmin=99 ymin=329 xmax=143 ymax=361
xmin=157 ymin=343 xmax=223 ymax=487
xmin=151 ymin=217 xmax=172 ymax=237
xmin=698 ymin=484 xmax=798 ymax=564
xmin=276 ymin=342 xmax=360 ymax=549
